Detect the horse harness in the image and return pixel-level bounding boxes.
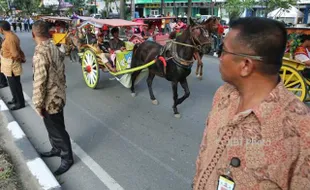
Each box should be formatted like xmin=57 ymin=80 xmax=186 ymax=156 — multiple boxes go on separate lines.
xmin=158 ymin=24 xmax=211 ymax=73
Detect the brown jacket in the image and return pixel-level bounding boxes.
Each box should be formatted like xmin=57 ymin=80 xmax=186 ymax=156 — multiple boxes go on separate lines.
xmin=0 ymin=32 xmax=25 ymax=77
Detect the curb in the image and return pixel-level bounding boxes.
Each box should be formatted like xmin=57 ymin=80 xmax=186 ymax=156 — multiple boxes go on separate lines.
xmin=0 ymin=99 xmax=61 ymax=190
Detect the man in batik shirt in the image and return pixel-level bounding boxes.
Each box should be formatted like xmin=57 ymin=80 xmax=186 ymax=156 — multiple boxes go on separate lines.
xmin=193 ymin=17 xmax=310 ymax=190
xmin=32 ymin=20 xmax=73 ymax=175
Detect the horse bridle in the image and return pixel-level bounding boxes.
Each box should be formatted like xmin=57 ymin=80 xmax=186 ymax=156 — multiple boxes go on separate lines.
xmin=166 ymin=25 xmax=211 ymax=66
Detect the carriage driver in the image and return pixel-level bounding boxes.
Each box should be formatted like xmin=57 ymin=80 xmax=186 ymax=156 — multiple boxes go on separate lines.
xmin=294 ymin=34 xmax=310 ymax=78
xmin=98 ymin=27 xmax=126 ymax=72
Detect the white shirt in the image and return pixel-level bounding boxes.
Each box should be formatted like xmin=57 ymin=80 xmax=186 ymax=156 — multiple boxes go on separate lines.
xmin=295 ymin=48 xmax=310 ymax=63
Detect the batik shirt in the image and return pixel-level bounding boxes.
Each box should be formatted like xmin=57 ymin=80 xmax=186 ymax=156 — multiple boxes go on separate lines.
xmin=193 ymin=81 xmax=310 ymax=190
xmin=32 ymin=40 xmax=66 ymax=114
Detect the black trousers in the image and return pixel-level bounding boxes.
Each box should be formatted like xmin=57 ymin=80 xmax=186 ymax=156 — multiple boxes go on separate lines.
xmin=0 ymin=73 xmax=7 ymax=85
xmin=7 ymin=73 xmax=25 ymax=106
xmin=43 ymin=110 xmax=73 ymax=161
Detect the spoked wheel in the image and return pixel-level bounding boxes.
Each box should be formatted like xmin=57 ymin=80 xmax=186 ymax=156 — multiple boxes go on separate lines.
xmin=280 ymin=65 xmax=307 ymax=102
xmin=81 ymin=49 xmax=100 ymax=89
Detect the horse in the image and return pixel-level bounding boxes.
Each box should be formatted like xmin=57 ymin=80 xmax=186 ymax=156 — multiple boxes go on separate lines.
xmin=130 ymin=18 xmax=212 ymax=118
xmin=169 ymin=17 xmax=219 ymax=80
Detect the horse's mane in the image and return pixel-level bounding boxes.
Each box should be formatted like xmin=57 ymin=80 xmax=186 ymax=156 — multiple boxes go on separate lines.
xmin=201 ymin=16 xmax=218 ymax=34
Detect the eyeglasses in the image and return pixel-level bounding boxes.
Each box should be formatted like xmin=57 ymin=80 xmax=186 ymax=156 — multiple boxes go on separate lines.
xmin=217 ymin=44 xmax=264 ymax=61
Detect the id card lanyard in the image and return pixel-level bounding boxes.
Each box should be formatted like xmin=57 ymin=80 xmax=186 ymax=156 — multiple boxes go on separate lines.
xmin=217 ymin=157 xmax=240 ymax=190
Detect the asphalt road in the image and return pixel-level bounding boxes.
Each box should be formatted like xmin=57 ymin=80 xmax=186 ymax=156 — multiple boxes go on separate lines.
xmin=0 ymin=32 xmax=224 ymax=190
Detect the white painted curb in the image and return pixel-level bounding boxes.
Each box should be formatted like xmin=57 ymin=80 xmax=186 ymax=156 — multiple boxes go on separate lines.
xmin=0 ymin=99 xmax=61 ymax=190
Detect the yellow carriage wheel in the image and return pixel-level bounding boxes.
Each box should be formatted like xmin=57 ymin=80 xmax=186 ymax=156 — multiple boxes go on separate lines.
xmin=280 ymin=65 xmax=307 ymax=102
xmin=82 ymin=49 xmax=100 ymax=89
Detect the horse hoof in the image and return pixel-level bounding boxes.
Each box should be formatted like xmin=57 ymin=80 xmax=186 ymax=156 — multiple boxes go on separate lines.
xmin=131 ymin=93 xmax=136 ymax=97
xmin=198 ymin=76 xmax=203 ymax=80
xmin=174 ymin=113 xmax=181 ymax=118
xmin=152 ymin=100 xmax=159 ymax=105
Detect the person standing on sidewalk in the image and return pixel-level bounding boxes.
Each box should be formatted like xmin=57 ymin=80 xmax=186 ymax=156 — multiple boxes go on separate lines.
xmin=0 ymin=35 xmax=8 ymax=88
xmin=32 ymin=20 xmax=73 ymax=176
xmin=193 ymin=17 xmax=310 ymax=189
xmin=0 ymin=21 xmax=25 ymax=110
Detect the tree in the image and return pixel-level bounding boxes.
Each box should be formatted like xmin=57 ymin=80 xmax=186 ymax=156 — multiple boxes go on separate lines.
xmin=119 ymin=0 xmax=125 ymax=19
xmin=224 ymin=0 xmax=255 ymax=21
xmin=13 ymin=0 xmax=41 ymax=14
xmin=0 ymin=0 xmax=10 ymax=15
xmin=72 ymin=0 xmax=85 ymax=12
xmin=187 ymin=0 xmax=192 ymax=24
xmin=258 ymin=0 xmax=298 ymax=17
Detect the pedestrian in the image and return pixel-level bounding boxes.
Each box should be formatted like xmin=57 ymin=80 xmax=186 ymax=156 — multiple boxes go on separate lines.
xmin=193 ymin=17 xmax=310 ymax=190
xmin=32 ymin=20 xmax=73 ymax=175
xmin=0 ymin=35 xmax=8 ymax=88
xmin=11 ymin=17 xmax=16 ymax=32
xmin=0 ymin=21 xmax=25 ymax=110
xmin=23 ymin=17 xmax=29 ymax=32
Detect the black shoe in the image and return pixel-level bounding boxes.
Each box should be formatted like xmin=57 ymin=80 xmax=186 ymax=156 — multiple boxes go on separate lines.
xmin=53 ymin=159 xmax=74 ymax=175
xmin=9 ymin=104 xmax=25 ymax=110
xmin=40 ymin=149 xmax=61 ymax=158
xmin=0 ymin=84 xmax=8 ymax=89
xmin=7 ymin=99 xmax=16 ymax=105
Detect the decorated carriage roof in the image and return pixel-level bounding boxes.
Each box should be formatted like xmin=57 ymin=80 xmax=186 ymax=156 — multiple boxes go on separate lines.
xmin=78 ymin=20 xmax=102 ymax=28
xmin=135 ymin=17 xmax=176 ymax=20
xmin=78 ymin=18 xmax=146 ymax=28
xmin=41 ymin=16 xmax=72 ymax=22
xmin=77 ymin=16 xmax=93 ymax=21
xmin=91 ymin=18 xmax=146 ymax=27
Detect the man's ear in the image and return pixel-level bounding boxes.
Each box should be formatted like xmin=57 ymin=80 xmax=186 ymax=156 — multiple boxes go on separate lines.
xmin=240 ymin=58 xmax=255 ymax=77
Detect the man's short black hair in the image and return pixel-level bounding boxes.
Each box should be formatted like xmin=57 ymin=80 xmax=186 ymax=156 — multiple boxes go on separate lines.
xmin=32 ymin=20 xmax=50 ymax=38
xmin=229 ymin=17 xmax=287 ymax=75
xmin=111 ymin=27 xmax=119 ymax=35
xmin=0 ymin=21 xmax=11 ymax=31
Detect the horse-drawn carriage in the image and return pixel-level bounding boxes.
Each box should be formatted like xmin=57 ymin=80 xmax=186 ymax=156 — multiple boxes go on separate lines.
xmin=279 ymin=28 xmax=310 ymax=102
xmin=280 ymin=57 xmax=310 ymax=102
xmin=77 ymin=17 xmax=211 ymax=117
xmin=77 ymin=18 xmax=154 ymax=89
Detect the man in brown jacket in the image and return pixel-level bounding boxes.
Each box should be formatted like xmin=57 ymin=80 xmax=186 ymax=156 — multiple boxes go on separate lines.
xmin=32 ymin=20 xmax=73 ymax=175
xmin=0 ymin=36 xmax=8 ymax=88
xmin=0 ymin=21 xmax=25 ymax=110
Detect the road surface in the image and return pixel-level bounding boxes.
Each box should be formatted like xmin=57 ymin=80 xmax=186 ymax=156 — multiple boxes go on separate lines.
xmin=0 ymin=32 xmax=223 ymax=190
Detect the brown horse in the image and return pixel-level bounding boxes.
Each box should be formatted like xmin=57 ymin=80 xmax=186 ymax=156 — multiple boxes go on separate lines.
xmin=169 ymin=17 xmax=219 ymax=80
xmin=130 ymin=18 xmax=212 ymax=118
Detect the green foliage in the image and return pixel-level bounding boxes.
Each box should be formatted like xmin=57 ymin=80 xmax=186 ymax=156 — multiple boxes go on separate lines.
xmin=224 ymin=0 xmax=298 ymax=19
xmin=72 ymin=0 xmax=85 ymax=12
xmin=258 ymin=0 xmax=298 ymax=17
xmin=224 ymin=0 xmax=255 ymax=20
xmin=288 ymin=33 xmax=302 ymax=58
xmin=13 ymin=0 xmax=41 ymax=14
xmin=39 ymin=5 xmax=59 ymax=15
xmin=0 ymin=0 xmax=10 ymax=15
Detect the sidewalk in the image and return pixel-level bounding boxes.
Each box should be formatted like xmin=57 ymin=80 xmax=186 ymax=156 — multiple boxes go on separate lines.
xmin=0 ymin=99 xmax=61 ymax=190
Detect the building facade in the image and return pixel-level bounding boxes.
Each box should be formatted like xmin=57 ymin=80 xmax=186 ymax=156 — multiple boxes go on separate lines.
xmin=129 ymin=0 xmax=216 ymax=18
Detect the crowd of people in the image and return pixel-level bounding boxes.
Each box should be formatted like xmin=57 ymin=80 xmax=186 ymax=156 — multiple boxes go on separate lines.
xmin=3 ymin=16 xmax=34 ymax=32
